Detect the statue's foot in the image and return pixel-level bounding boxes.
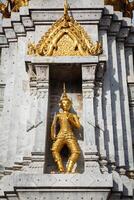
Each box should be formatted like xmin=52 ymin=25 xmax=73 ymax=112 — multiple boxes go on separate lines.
xmin=66 ymin=171 xmax=75 ymax=174
xmin=58 ymin=166 xmax=65 ymax=173
xmin=59 ymin=169 xmax=65 ymax=173
xmin=66 ymin=160 xmax=75 ymax=173
xmin=56 ymin=160 xmax=65 ymax=173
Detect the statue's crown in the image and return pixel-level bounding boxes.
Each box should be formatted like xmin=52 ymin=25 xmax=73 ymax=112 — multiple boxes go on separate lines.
xmin=60 ymin=83 xmax=72 ymax=104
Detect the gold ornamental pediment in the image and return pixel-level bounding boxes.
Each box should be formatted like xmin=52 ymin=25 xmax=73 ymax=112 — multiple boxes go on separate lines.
xmin=27 ymin=0 xmax=102 ymax=57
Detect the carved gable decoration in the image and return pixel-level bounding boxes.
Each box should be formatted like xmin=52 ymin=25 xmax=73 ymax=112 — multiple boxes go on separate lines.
xmin=27 ymin=0 xmax=102 ymax=56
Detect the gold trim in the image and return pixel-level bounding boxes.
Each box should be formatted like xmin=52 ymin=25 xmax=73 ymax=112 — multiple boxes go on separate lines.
xmin=27 ymin=0 xmax=102 ymax=56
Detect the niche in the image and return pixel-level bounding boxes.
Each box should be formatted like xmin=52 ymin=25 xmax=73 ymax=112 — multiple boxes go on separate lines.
xmin=44 ymin=63 xmax=84 ymax=174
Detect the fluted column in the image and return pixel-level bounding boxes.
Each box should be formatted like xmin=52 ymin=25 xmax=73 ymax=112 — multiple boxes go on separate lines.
xmin=100 ymin=31 xmax=115 ymax=165
xmin=95 ymin=63 xmax=106 ymax=161
xmin=125 ymin=47 xmax=134 ymax=78
xmin=82 ymin=64 xmax=98 ymax=164
xmin=26 ymin=63 xmax=37 ymax=155
xmin=103 ymin=61 xmax=115 ymax=165
xmin=125 ymin=47 xmax=134 ymax=150
xmin=32 ymin=65 xmax=49 ymax=163
xmin=108 ymin=36 xmax=125 ymax=169
xmin=117 ymin=42 xmax=134 ymax=173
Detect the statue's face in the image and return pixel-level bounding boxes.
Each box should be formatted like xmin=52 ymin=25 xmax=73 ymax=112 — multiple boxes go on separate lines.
xmin=60 ymin=99 xmax=71 ymax=111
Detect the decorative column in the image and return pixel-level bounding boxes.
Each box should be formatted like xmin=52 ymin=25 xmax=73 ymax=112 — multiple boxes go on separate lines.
xmin=95 ymin=63 xmax=107 ymax=165
xmin=125 ymin=47 xmax=134 ymax=149
xmin=32 ymin=64 xmax=49 ymax=165
xmin=108 ymin=36 xmax=125 ymax=170
xmin=128 ymin=83 xmax=134 ymax=144
xmin=125 ymin=47 xmax=134 ymax=78
xmin=100 ymin=30 xmax=116 ymax=165
xmin=103 ymin=60 xmax=116 ymax=165
xmin=26 ymin=63 xmax=37 ymax=155
xmin=82 ymin=64 xmax=98 ymax=165
xmin=116 ymin=42 xmax=134 ymax=174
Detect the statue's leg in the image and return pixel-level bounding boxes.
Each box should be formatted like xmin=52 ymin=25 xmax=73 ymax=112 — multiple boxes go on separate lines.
xmin=66 ymin=139 xmax=80 ymax=173
xmin=51 ymin=138 xmax=65 ymax=173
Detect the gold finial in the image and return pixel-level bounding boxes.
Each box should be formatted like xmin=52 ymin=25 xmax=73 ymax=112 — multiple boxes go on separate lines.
xmin=63 ymin=82 xmax=66 ymax=95
xmin=62 ymin=82 xmax=68 ymax=99
xmin=60 ymin=83 xmax=72 ymax=104
xmin=64 ymin=0 xmax=68 ymax=17
xmin=64 ymin=0 xmax=70 ymax=26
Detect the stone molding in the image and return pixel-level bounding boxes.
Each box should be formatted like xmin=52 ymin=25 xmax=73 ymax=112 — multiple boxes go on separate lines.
xmin=0 ymin=5 xmax=133 ymax=48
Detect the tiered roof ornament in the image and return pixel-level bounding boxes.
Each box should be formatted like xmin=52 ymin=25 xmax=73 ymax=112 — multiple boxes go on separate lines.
xmin=27 ymin=0 xmax=102 ymax=56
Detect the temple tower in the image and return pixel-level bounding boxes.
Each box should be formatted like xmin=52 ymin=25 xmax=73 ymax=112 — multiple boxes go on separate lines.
xmin=0 ymin=0 xmax=133 ymax=199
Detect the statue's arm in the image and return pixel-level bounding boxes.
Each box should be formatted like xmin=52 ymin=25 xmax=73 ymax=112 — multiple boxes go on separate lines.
xmin=68 ymin=114 xmax=81 ymax=129
xmin=51 ymin=114 xmax=58 ymax=141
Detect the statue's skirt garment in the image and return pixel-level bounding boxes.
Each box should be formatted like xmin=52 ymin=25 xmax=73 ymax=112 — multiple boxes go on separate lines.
xmin=51 ymin=132 xmax=80 ymax=163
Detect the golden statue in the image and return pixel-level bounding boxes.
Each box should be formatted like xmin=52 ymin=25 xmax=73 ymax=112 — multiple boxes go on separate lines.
xmin=105 ymin=0 xmax=134 ymax=18
xmin=51 ymin=84 xmax=81 ymax=173
xmin=0 ymin=0 xmax=29 ymax=18
xmin=0 ymin=1 xmax=10 ymax=18
xmin=124 ymin=1 xmax=134 ymax=18
xmin=11 ymin=0 xmax=29 ymax=12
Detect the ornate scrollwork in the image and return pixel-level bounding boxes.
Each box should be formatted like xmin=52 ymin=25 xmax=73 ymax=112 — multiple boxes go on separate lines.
xmin=27 ymin=0 xmax=102 ymax=57
xmin=105 ymin=0 xmax=134 ymax=18
xmin=0 ymin=0 xmax=29 ymax=18
xmin=27 ymin=42 xmax=36 ymax=55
